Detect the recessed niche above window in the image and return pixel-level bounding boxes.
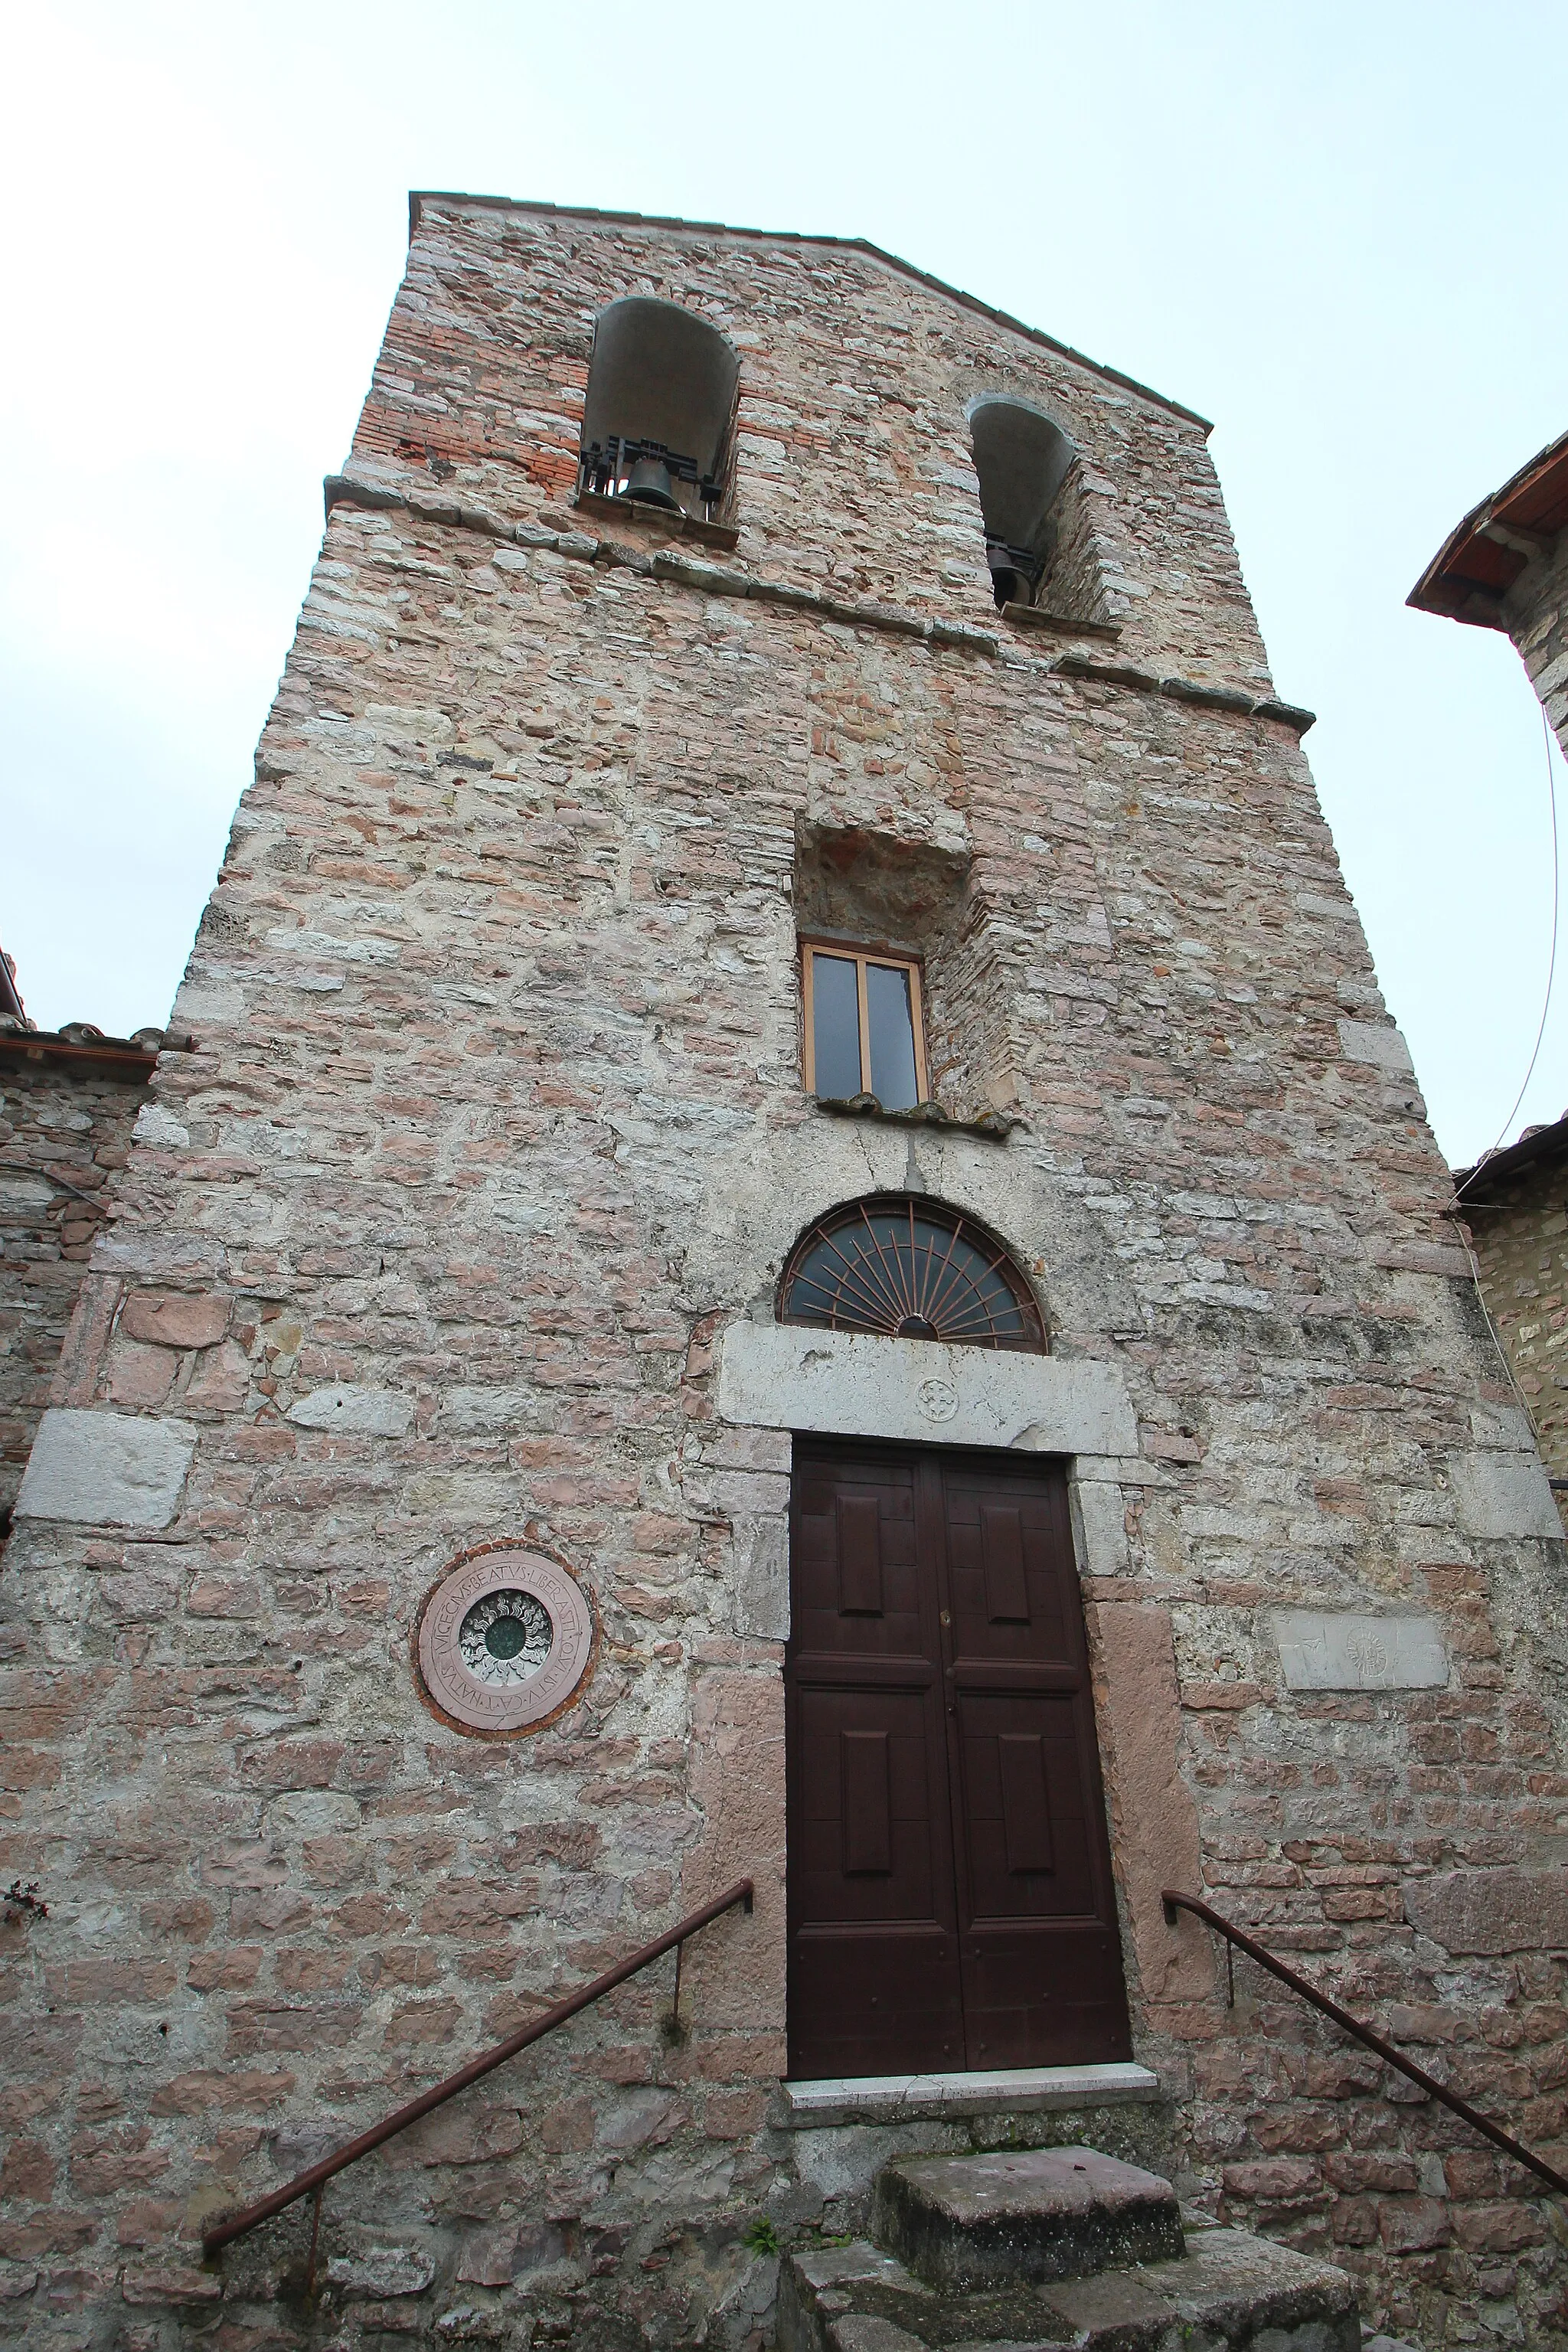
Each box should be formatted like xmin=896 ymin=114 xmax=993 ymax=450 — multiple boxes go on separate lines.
xmin=792 ymin=821 xmax=1020 ymax=1130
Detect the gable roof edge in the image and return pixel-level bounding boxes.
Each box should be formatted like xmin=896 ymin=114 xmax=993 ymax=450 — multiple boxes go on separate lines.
xmin=407 ymin=191 xmax=1214 ymax=434
xmin=1409 ymin=425 xmax=1568 ymax=626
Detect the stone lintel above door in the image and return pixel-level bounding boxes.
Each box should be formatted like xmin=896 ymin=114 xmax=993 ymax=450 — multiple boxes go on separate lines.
xmin=715 ymin=1321 xmax=1138 ymax=1459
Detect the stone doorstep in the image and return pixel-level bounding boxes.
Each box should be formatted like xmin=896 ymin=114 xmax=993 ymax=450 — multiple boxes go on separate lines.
xmin=779 ymin=2225 xmax=1361 ymax=2352
xmin=779 ymin=2063 xmax=1164 ymax=2131
xmin=874 ymin=2148 xmax=1184 ymax=2292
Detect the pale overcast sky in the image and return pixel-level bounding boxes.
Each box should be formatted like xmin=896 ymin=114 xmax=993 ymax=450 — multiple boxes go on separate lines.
xmin=2 ymin=1 xmax=1564 ymax=1168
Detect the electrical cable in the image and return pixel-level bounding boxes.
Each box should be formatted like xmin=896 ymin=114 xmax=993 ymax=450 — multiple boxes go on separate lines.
xmin=1455 ymin=701 xmax=1561 ymax=1199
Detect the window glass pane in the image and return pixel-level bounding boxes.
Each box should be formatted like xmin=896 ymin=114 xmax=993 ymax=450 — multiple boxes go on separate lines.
xmin=812 ymin=954 xmax=863 ymax=1098
xmin=866 ymin=962 xmax=920 ymax=1109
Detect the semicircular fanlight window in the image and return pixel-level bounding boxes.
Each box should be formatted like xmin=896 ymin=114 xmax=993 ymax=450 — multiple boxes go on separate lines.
xmin=779 ymin=1197 xmax=1045 ymax=1353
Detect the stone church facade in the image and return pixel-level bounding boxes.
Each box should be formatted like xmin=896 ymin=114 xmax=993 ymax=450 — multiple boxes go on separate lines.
xmin=5 ymin=197 xmax=1568 ymax=2350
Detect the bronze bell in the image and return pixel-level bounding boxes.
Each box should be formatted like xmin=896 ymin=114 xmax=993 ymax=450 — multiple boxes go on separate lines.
xmin=987 ymin=540 xmax=1030 ymax=609
xmin=624 ymin=454 xmax=680 ymax=509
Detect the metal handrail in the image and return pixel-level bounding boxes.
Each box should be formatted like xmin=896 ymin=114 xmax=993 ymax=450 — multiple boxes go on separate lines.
xmin=1163 ymin=1887 xmax=1568 ymax=2198
xmin=203 ymin=1877 xmax=755 ymax=2256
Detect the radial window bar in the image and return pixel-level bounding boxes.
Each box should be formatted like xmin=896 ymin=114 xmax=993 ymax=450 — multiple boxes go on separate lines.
xmin=779 ymin=1198 xmax=1045 ymax=1351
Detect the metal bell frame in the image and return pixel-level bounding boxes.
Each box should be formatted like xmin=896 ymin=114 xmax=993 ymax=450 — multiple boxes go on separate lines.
xmin=578 ymin=436 xmax=723 ymax=518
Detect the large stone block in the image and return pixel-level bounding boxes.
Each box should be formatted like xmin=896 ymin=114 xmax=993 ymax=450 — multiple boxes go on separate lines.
xmin=872 ymin=2146 xmax=1184 ymax=2291
xmin=716 ymin=1324 xmax=1137 ymax=1458
xmin=1338 ymin=1019 xmax=1415 ymax=1075
xmin=1084 ymin=1602 xmax=1213 ymax=2004
xmin=1448 ymin=1449 xmax=1563 ymax=1540
xmin=1070 ymin=1477 xmax=1129 ymax=1576
xmin=732 ymin=1514 xmax=789 ymax=1638
xmin=1405 ymin=1867 xmax=1568 ymax=1955
xmin=286 ymin=1383 xmax=415 ymax=1436
xmin=119 ymin=1292 xmax=230 ymax=1350
xmin=14 ymin=1407 xmax=197 ymax=1528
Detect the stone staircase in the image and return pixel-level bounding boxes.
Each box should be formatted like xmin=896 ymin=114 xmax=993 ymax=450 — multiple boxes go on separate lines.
xmin=778 ymin=2145 xmax=1364 ymax=2352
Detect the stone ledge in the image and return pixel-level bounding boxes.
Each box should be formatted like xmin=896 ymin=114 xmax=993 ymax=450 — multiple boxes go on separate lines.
xmin=319 ymin=472 xmax=1315 ymax=726
xmin=815 ymin=1093 xmax=1021 ymax=1142
xmin=571 ymin=488 xmax=740 ymax=551
xmin=1001 ymin=600 xmax=1122 ymax=642
xmin=1051 ymin=651 xmax=1315 ymax=733
xmin=778 ymin=2064 xmax=1165 ymax=2130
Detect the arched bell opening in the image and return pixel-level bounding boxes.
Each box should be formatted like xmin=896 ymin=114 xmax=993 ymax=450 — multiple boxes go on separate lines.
xmin=579 ymin=297 xmax=740 ymax=521
xmin=777 ymin=1194 xmax=1047 ymax=1353
xmin=969 ymin=397 xmax=1076 ymax=610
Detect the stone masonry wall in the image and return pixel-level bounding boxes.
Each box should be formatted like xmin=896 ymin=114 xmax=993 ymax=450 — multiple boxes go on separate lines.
xmin=3 ymin=201 xmax=1568 ymax=2352
xmin=1506 ymin=524 xmax=1568 ymax=763
xmin=0 ymin=1045 xmax=152 ymax=1530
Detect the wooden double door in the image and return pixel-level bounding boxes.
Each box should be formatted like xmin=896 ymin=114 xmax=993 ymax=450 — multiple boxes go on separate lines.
xmin=786 ymin=1442 xmax=1132 ymax=2079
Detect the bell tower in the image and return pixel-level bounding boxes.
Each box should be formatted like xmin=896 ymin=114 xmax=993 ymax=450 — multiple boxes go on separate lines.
xmin=5 ymin=196 xmax=1567 ymax=2352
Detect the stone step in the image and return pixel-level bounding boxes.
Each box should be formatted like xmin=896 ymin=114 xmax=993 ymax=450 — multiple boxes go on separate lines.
xmin=779 ymin=2220 xmax=1361 ymax=2352
xmin=778 ymin=2071 xmax=1178 ymax=2246
xmin=871 ymin=2146 xmax=1184 ymax=2291
xmin=779 ymin=2062 xmax=1165 ymax=2131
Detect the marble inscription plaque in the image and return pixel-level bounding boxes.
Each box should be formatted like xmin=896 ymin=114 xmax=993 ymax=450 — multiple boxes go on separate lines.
xmin=1271 ymin=1610 xmax=1447 ymax=1692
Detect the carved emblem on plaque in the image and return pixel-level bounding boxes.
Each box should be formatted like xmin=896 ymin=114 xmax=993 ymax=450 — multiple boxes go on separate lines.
xmin=916 ymin=1376 xmax=960 ymax=1423
xmin=413 ymin=1544 xmax=597 ymax=1737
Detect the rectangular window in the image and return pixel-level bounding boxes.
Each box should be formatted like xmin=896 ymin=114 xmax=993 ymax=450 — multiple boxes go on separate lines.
xmin=802 ymin=940 xmax=928 ymax=1111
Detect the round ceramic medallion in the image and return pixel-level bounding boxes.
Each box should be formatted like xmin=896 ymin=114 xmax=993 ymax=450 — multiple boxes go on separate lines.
xmin=415 ymin=1550 xmax=596 ymax=1736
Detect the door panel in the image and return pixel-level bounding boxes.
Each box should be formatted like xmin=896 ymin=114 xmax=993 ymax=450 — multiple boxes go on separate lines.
xmin=786 ymin=1449 xmax=964 ymax=2078
xmin=786 ymin=1441 xmax=1132 ymax=2079
xmin=792 ymin=1454 xmax=923 ymax=1661
xmin=998 ymin=1731 xmax=1055 ymax=1875
xmin=836 ymin=1494 xmax=885 ymax=1614
xmin=978 ymin=1504 xmax=1031 ymax=1622
xmin=958 ymin=1697 xmax=1094 ymax=1915
xmin=943 ymin=1468 xmax=1073 ymax=1665
xmin=793 ymin=1688 xmax=943 ymax=1922
xmin=942 ymin=1458 xmax=1131 ymax=2069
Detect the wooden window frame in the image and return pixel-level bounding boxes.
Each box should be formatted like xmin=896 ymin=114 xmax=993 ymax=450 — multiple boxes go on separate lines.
xmin=800 ymin=936 xmax=929 ymax=1104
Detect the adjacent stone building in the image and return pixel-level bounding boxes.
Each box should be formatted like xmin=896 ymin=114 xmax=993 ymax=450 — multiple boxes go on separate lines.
xmin=1413 ymin=429 xmax=1568 ymax=1529
xmin=1452 ymin=1117 xmax=1568 ymax=1530
xmin=1409 ymin=424 xmax=1568 ymax=761
xmin=5 ymin=197 xmax=1568 ymax=2351
xmin=0 ymin=957 xmax=162 ymax=1536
